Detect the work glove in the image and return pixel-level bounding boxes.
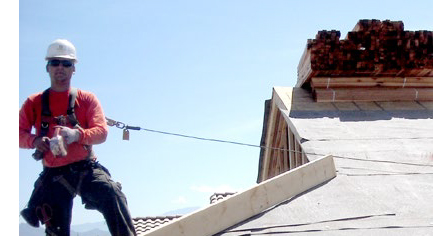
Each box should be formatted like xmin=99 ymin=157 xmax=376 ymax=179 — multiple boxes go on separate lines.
xmin=32 ymin=136 xmax=50 ymax=160
xmin=54 ymin=126 xmax=81 ymax=144
xmin=50 ymin=135 xmax=67 ymax=156
xmin=33 ymin=136 xmax=50 ymax=152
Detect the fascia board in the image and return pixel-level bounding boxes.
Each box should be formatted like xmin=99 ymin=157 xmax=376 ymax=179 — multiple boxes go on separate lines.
xmin=144 ymin=155 xmax=336 ymax=236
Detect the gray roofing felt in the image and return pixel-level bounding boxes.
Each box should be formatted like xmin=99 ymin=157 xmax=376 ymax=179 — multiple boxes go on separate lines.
xmin=218 ymin=90 xmax=433 ymax=235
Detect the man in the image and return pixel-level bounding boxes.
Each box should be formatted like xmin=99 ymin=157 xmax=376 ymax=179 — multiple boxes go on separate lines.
xmin=19 ymin=39 xmax=136 ymax=236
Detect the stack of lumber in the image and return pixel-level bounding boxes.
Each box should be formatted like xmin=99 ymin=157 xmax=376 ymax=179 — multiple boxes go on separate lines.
xmin=296 ymin=19 xmax=433 ymax=102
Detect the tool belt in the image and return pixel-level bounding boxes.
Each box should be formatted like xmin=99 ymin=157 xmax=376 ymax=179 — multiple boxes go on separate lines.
xmin=43 ymin=159 xmax=93 ymax=175
xmin=42 ymin=159 xmax=111 ymax=180
xmin=31 ymin=159 xmax=111 ymax=204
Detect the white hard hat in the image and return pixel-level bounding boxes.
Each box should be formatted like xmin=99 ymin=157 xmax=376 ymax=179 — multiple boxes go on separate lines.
xmin=45 ymin=39 xmax=78 ymax=62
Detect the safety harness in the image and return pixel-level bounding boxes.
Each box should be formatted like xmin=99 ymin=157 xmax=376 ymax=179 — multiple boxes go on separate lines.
xmin=34 ymin=86 xmax=95 ymax=196
xmin=29 ymin=87 xmax=94 ymax=227
xmin=32 ymin=87 xmax=79 ymax=160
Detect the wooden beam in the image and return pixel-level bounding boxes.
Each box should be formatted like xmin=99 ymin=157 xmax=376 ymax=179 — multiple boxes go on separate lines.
xmin=296 ymin=48 xmax=317 ymax=88
xmin=296 ymin=20 xmax=433 ymax=88
xmin=273 ymin=87 xmax=293 ymax=110
xmin=274 ymin=111 xmax=287 ymax=176
xmin=294 ymin=140 xmax=302 ymax=168
xmin=260 ymin=98 xmax=277 ymax=181
xmin=268 ymin=109 xmax=283 ymax=179
xmin=288 ymin=128 xmax=295 ymax=170
xmin=260 ymin=87 xmax=294 ymax=181
xmin=279 ymin=107 xmax=305 ymax=144
xmin=314 ymin=88 xmax=433 ymax=102
xmin=282 ymin=125 xmax=289 ymax=172
xmin=144 ymin=155 xmax=336 ymax=236
xmin=311 ymin=77 xmax=433 ymax=89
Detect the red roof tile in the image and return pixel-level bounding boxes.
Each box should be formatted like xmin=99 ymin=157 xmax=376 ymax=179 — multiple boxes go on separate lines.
xmin=132 ymin=192 xmax=236 ymax=234
xmin=133 ymin=215 xmax=181 ymax=235
xmin=209 ymin=192 xmax=236 ymax=204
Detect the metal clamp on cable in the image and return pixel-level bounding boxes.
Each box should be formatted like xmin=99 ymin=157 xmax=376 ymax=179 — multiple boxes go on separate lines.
xmin=106 ymin=117 xmax=142 ymax=140
xmin=125 ymin=125 xmax=140 ymax=131
xmin=106 ymin=117 xmax=127 ymax=129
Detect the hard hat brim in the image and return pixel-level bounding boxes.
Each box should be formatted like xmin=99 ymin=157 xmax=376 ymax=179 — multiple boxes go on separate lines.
xmin=45 ymin=56 xmax=78 ymax=63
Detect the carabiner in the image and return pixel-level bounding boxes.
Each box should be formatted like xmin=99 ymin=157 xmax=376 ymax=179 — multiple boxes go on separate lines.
xmin=116 ymin=122 xmax=126 ymax=129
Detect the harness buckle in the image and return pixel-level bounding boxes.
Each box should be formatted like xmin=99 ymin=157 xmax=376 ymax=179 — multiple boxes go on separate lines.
xmin=41 ymin=122 xmax=49 ymax=129
xmin=54 ymin=115 xmax=68 ymax=126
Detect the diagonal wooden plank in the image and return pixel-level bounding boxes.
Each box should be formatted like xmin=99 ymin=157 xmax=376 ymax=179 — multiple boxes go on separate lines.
xmin=143 ymin=155 xmax=336 ymax=236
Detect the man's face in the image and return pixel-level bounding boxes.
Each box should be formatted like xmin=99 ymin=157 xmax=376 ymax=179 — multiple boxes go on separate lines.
xmin=46 ymin=58 xmax=75 ymax=92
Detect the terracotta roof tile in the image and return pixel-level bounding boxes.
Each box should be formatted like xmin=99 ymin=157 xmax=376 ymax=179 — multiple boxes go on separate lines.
xmin=209 ymin=192 xmax=236 ymax=204
xmin=133 ymin=193 xmax=236 ymax=234
xmin=133 ymin=215 xmax=181 ymax=235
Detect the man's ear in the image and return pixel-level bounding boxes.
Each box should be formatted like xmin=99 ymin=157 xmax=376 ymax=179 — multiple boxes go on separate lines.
xmin=46 ymin=64 xmax=49 ymax=72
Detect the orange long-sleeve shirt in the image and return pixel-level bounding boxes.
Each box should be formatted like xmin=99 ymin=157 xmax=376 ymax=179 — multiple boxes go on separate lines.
xmin=19 ymin=88 xmax=108 ymax=167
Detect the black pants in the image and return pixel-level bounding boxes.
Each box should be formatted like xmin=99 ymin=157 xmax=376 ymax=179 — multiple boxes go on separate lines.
xmin=26 ymin=160 xmax=136 ymax=236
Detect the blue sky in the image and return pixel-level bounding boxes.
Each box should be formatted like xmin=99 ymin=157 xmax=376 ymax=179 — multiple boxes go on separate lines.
xmin=14 ymin=0 xmax=433 ymax=229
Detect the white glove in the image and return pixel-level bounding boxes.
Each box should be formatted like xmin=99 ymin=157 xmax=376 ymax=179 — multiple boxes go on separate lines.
xmin=50 ymin=135 xmax=67 ymax=156
xmin=56 ymin=126 xmax=81 ymax=144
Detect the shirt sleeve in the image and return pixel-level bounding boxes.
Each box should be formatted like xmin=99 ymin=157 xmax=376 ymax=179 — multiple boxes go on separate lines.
xmin=19 ymin=97 xmax=37 ymax=149
xmin=77 ymin=92 xmax=108 ymax=145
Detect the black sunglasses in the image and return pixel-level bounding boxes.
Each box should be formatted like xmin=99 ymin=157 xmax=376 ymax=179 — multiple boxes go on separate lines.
xmin=48 ymin=59 xmax=74 ymax=68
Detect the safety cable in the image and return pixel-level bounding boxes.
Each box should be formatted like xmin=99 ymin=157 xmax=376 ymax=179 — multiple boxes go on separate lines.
xmin=106 ymin=117 xmax=292 ymax=152
xmin=105 ymin=117 xmax=433 ymax=168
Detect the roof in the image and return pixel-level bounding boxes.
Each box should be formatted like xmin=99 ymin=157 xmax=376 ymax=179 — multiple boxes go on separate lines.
xmin=135 ymin=19 xmax=433 ymax=235
xmin=133 ymin=216 xmax=182 ymax=235
xmin=209 ymin=192 xmax=236 ymax=204
xmin=133 ymin=193 xmax=235 ymax=235
xmin=218 ymin=87 xmax=433 ymax=235
xmin=141 ymin=154 xmax=336 ymax=236
xmin=138 ymin=87 xmax=433 ymax=236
